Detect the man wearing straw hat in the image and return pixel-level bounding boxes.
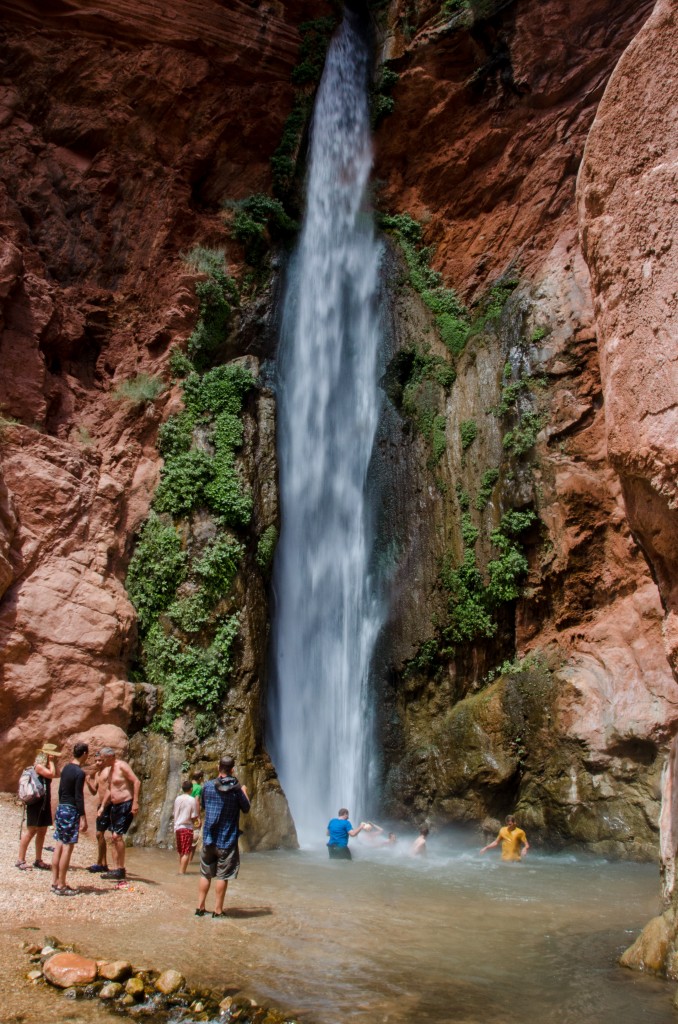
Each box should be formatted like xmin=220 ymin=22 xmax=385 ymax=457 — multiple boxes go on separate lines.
xmin=15 ymin=742 xmax=60 ymax=871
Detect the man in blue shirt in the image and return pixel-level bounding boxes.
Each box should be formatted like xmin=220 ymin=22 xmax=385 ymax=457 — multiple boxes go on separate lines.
xmin=195 ymin=756 xmax=250 ymax=918
xmin=326 ymin=807 xmax=365 ymax=860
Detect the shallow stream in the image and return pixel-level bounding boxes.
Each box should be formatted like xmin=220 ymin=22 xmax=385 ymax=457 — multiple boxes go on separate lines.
xmin=35 ymin=833 xmax=674 ymax=1024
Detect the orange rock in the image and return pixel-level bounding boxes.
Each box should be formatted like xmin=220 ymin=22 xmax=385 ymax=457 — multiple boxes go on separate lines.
xmin=43 ymin=953 xmax=97 ymax=988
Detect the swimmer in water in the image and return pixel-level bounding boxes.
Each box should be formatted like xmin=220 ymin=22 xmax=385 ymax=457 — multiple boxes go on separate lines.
xmin=479 ymin=814 xmax=529 ymax=862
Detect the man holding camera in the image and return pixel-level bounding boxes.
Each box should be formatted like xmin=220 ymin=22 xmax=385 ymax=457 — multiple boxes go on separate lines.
xmin=195 ymin=756 xmax=250 ymax=918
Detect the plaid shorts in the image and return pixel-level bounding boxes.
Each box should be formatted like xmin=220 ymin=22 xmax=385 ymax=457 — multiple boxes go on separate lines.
xmin=175 ymin=828 xmax=193 ymax=857
xmin=54 ymin=803 xmax=80 ymax=845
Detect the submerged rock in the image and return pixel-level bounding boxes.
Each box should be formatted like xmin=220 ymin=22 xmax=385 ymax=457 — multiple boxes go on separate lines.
xmin=155 ymin=968 xmax=185 ymax=995
xmin=98 ymin=959 xmax=132 ymax=981
xmin=619 ymin=909 xmax=675 ymax=973
xmin=99 ymin=981 xmax=124 ymax=1000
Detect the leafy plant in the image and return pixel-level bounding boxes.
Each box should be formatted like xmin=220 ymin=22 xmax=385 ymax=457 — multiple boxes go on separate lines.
xmin=502 ymin=412 xmax=543 ymax=456
xmin=461 ymin=512 xmax=480 ymax=547
xmin=113 ymin=373 xmax=165 ymax=406
xmin=183 ymin=247 xmax=239 ymax=370
xmin=166 ymin=591 xmax=212 ymax=634
xmin=460 ymin=419 xmax=478 ymax=450
xmin=126 ymin=514 xmax=188 ymax=631
xmin=182 ymin=364 xmax=255 ymax=419
xmin=256 ymin=525 xmax=278 ymax=572
xmin=152 ymin=448 xmax=215 ymax=517
xmin=194 ymin=537 xmax=243 ymax=599
xmin=169 ymin=347 xmax=193 ymax=379
xmin=291 ymin=18 xmax=337 ymax=85
xmin=475 ymin=468 xmax=500 ymax=510
xmin=158 ymin=412 xmax=195 ymax=459
xmin=229 ymin=194 xmax=298 ymax=266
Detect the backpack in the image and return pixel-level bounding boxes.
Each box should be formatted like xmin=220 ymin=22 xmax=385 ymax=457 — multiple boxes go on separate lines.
xmin=18 ymin=766 xmax=46 ymax=805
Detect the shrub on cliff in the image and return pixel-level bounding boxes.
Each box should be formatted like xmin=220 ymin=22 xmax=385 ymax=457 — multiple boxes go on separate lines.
xmin=113 ymin=373 xmax=165 ymax=407
xmin=126 ymin=514 xmax=188 ymax=632
xmin=183 ymin=247 xmax=239 ymax=370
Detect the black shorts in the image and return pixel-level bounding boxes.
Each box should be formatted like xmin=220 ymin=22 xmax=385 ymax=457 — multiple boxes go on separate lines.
xmin=26 ymin=798 xmax=52 ymax=829
xmin=328 ymin=845 xmax=352 ymax=860
xmin=99 ymin=800 xmax=134 ymax=836
xmin=200 ymin=844 xmax=240 ymax=881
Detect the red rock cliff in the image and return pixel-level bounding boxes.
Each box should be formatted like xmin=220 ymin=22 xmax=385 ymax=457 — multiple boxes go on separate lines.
xmin=0 ymin=0 xmax=327 ymax=812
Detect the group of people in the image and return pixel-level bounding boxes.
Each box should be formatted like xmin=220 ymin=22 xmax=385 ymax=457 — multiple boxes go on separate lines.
xmin=170 ymin=756 xmax=251 ymax=918
xmin=17 ymin=740 xmax=528 ymax=915
xmin=326 ymin=810 xmax=529 ymax=862
xmin=16 ymin=741 xmax=140 ymax=895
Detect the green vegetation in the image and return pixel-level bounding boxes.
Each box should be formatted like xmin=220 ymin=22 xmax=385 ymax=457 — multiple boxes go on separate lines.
xmin=371 ymin=65 xmax=399 ymax=127
xmin=440 ymin=508 xmax=536 ymax=648
xmin=169 ymin=347 xmax=193 ymax=379
xmin=502 ymin=412 xmax=543 ymax=457
xmin=291 ymin=18 xmax=336 ymax=85
xmin=126 ymin=514 xmax=188 ymax=631
xmin=126 ymin=357 xmax=258 ymax=736
xmin=113 ymin=373 xmax=165 ymax=407
xmin=381 ymin=213 xmax=517 ymax=358
xmin=229 ymin=194 xmax=298 ymax=266
xmin=475 ymin=468 xmax=500 ymax=511
xmin=256 ymin=525 xmax=278 ymax=573
xmin=271 ymin=18 xmax=336 ymax=200
xmin=460 ymin=419 xmax=478 ymax=451
xmin=144 ymin=614 xmax=240 ymax=734
xmin=494 ymin=361 xmax=545 ymax=458
xmin=455 ymin=483 xmax=470 ymax=512
xmin=395 ymin=347 xmax=455 ymax=460
xmin=182 ymin=247 xmax=239 ymax=370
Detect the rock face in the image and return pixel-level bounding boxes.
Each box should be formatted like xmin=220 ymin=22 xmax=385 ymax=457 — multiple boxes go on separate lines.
xmin=371 ymin=0 xmax=677 ymax=857
xmin=0 ymin=0 xmax=327 ymax=841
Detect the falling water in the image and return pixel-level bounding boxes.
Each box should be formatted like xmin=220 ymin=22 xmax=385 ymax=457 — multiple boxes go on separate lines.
xmin=269 ymin=11 xmax=383 ymax=844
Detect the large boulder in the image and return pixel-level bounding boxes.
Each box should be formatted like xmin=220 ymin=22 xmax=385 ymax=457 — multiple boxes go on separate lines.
xmin=43 ymin=953 xmax=97 ymax=988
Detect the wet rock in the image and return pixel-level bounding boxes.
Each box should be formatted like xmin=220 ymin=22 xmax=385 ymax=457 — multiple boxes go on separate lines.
xmin=98 ymin=960 xmax=132 ymax=981
xmin=99 ymin=981 xmax=123 ymax=1000
xmin=43 ymin=952 xmax=97 ymax=988
xmin=620 ymin=910 xmax=674 ymax=973
xmin=63 ymin=987 xmax=80 ymax=1000
xmin=155 ymin=969 xmax=185 ymax=995
xmin=120 ymin=994 xmax=136 ymax=1007
xmin=83 ymin=982 xmax=103 ymax=998
xmin=125 ymin=976 xmax=146 ymax=999
xmin=22 ymin=943 xmax=42 ymax=955
xmin=26 ymin=970 xmax=42 ymax=981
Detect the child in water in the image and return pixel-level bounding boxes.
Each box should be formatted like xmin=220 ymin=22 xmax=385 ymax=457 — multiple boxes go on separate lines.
xmin=479 ymin=815 xmax=529 ymax=862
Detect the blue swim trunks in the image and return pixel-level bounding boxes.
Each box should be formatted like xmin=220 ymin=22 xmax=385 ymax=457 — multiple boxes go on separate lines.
xmin=54 ymin=803 xmax=80 ymax=845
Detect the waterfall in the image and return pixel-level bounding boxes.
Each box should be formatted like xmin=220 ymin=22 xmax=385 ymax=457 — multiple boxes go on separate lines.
xmin=268 ymin=11 xmax=383 ymax=845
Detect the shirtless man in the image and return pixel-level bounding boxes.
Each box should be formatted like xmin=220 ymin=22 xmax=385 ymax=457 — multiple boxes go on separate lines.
xmin=85 ymin=751 xmax=109 ymax=873
xmin=96 ymin=747 xmax=141 ymax=881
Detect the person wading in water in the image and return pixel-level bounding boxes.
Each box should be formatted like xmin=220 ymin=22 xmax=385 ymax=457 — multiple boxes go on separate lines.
xmin=480 ymin=815 xmax=530 ymax=862
xmin=326 ymin=808 xmax=366 ymax=860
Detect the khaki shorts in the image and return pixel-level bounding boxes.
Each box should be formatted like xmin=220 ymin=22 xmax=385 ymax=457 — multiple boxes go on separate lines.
xmin=200 ymin=843 xmax=240 ymax=881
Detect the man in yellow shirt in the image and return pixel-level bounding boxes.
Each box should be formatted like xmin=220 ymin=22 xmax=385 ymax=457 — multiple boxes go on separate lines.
xmin=480 ymin=815 xmax=529 ymax=862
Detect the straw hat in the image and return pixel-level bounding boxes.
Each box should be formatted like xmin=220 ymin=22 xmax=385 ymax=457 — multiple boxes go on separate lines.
xmin=38 ymin=742 xmax=64 ymax=757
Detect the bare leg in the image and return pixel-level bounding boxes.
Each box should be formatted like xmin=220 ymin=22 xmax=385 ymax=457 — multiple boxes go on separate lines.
xmin=110 ymin=833 xmax=125 ymax=871
xmin=51 ymin=842 xmax=64 ymax=887
xmin=96 ymin=831 xmax=108 ymax=868
xmin=179 ymin=853 xmax=191 ymax=874
xmin=34 ymin=827 xmax=48 ymax=863
xmin=197 ymin=875 xmax=211 ymax=911
xmin=57 ymin=844 xmax=75 ymax=888
xmin=18 ymin=827 xmax=37 ymax=863
xmin=213 ymin=879 xmax=228 ymax=915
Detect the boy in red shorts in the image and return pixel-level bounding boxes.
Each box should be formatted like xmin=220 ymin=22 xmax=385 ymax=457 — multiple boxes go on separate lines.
xmin=173 ymin=780 xmax=201 ymax=874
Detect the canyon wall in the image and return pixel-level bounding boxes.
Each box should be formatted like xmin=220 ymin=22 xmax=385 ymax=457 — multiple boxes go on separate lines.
xmin=0 ymin=0 xmax=330 ymax=846
xmin=371 ymin=0 xmax=677 ymax=858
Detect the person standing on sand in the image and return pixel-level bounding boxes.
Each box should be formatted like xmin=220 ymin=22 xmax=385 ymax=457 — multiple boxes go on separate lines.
xmin=51 ymin=742 xmax=89 ymax=895
xmin=85 ymin=750 xmax=109 ymax=874
xmin=174 ymin=780 xmax=201 ymax=875
xmin=480 ymin=815 xmax=530 ymax=862
xmin=16 ymin=743 xmax=59 ymax=871
xmin=96 ymin=747 xmax=141 ymax=882
xmin=326 ymin=808 xmax=366 ymax=860
xmin=195 ymin=756 xmax=250 ymax=919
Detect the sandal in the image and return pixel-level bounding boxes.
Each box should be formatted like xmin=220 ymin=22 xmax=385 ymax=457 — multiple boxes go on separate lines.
xmin=33 ymin=860 xmax=51 ymax=870
xmin=15 ymin=860 xmax=32 ymax=871
xmin=55 ymin=887 xmax=79 ymax=896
